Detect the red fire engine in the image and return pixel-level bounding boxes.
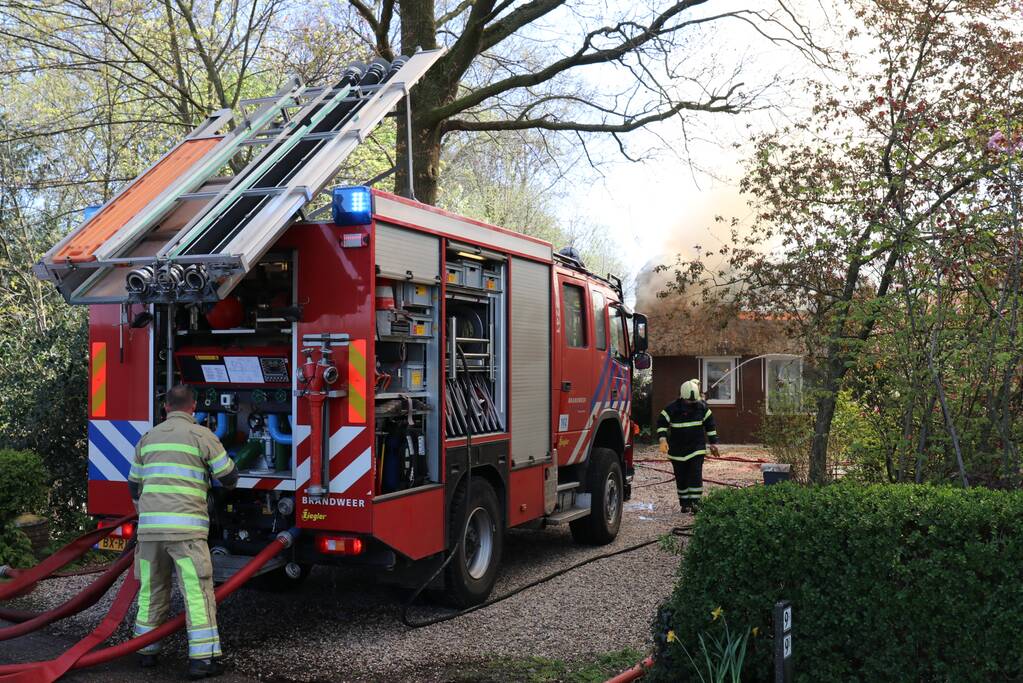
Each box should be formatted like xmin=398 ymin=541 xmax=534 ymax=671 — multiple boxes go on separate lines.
xmin=34 ymin=50 xmax=651 ymax=605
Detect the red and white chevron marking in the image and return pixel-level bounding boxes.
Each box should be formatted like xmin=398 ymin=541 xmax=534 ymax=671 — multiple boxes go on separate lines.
xmin=235 ymin=423 xmax=369 ymax=493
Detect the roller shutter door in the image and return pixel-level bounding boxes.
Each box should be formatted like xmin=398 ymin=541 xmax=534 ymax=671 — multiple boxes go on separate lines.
xmin=510 ymin=257 xmax=551 ymax=466
xmin=375 ymin=222 xmax=440 ymax=282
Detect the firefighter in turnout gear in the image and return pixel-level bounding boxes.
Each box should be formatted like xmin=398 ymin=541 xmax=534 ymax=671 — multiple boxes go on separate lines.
xmin=656 ymin=379 xmax=720 ymax=513
xmin=127 ymin=385 xmax=238 ymax=680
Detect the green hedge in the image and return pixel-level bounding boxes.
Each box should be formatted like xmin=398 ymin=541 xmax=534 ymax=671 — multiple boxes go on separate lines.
xmin=0 ymin=449 xmax=48 ymax=522
xmin=650 ymin=483 xmax=1023 ymax=682
xmin=0 ymin=450 xmax=48 ymax=567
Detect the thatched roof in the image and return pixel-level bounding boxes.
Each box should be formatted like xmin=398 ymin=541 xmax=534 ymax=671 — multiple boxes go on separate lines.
xmin=646 ymin=300 xmax=802 ymax=358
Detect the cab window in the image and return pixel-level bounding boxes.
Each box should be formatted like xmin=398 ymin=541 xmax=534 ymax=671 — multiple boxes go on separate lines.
xmin=562 ymin=283 xmax=587 ymax=348
xmin=609 ymin=306 xmax=628 ymax=359
xmin=592 ymin=291 xmax=607 ymax=351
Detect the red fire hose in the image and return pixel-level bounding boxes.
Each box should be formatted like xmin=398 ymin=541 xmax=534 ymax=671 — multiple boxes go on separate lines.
xmin=634 ymin=454 xmax=771 ymax=465
xmin=0 ymin=514 xmax=135 ymax=601
xmin=0 ymin=529 xmax=298 ymax=680
xmin=0 ymin=550 xmax=134 ymax=641
xmin=0 ymin=570 xmax=139 ymax=683
xmin=634 ymin=462 xmax=749 ymax=489
xmin=606 ymin=655 xmax=654 ymax=682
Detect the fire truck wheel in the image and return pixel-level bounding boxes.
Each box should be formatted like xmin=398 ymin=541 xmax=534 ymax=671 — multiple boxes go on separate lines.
xmin=445 ymin=477 xmax=503 ymax=608
xmin=570 ymin=447 xmax=623 ymax=546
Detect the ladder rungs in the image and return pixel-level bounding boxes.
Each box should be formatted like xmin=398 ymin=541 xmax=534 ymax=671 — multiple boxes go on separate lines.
xmin=179 ymin=187 xmax=291 ymax=201
xmin=239 ymin=84 xmax=386 ymax=108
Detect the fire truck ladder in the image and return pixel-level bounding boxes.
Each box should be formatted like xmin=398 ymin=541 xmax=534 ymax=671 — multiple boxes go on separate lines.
xmin=35 ymin=48 xmax=444 ymax=305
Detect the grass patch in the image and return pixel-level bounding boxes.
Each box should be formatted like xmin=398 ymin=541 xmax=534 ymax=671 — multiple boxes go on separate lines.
xmin=447 ymin=648 xmax=645 ymax=683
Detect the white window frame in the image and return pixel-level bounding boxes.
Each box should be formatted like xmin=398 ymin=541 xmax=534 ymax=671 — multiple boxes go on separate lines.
xmin=764 ymin=355 xmax=804 ymax=415
xmin=700 ymin=356 xmax=736 ymax=405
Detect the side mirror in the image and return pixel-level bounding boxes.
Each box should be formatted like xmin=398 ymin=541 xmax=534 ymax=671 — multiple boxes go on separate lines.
xmin=633 ymin=352 xmax=652 ymax=371
xmin=632 ymin=313 xmax=648 ymax=353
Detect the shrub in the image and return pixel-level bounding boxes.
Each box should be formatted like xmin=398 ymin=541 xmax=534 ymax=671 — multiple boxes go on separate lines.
xmin=755 ymin=390 xmax=883 ymax=483
xmin=0 ymin=525 xmax=35 ymax=568
xmin=0 ymin=449 xmax=47 ymax=567
xmin=755 ymin=410 xmax=814 ymax=482
xmin=0 ymin=316 xmax=89 ymax=535
xmin=0 ymin=449 xmax=48 ymax=521
xmin=829 ymin=390 xmax=887 ymax=483
xmin=649 ymin=483 xmax=1023 ymax=682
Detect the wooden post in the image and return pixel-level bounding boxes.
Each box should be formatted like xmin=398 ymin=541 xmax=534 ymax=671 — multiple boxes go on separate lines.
xmin=774 ymin=601 xmax=793 ymax=682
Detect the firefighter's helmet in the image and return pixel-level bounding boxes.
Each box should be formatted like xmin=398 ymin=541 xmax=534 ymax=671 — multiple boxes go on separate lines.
xmin=680 ymin=379 xmax=701 ymax=401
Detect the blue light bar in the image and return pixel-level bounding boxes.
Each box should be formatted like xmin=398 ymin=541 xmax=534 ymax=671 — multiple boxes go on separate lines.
xmin=331 ymin=186 xmax=373 ymax=226
xmin=83 ymin=205 xmax=102 ymax=221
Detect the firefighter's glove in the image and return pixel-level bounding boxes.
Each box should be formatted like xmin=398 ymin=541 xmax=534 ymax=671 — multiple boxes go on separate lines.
xmin=658 ymin=437 xmax=668 ymax=455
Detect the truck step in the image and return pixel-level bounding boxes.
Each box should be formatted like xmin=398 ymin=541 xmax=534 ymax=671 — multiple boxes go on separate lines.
xmin=212 ymin=552 xmax=285 ymax=583
xmin=546 ymin=507 xmax=590 ymax=525
xmin=556 ymin=481 xmax=580 ymax=493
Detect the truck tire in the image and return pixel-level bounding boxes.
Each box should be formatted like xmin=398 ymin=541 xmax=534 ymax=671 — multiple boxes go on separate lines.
xmin=570 ymin=447 xmax=623 ymax=546
xmin=445 ymin=477 xmax=503 ymax=607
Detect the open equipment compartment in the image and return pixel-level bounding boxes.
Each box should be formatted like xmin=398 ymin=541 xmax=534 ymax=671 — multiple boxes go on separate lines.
xmin=444 ymin=242 xmax=507 ymax=438
xmin=164 ymin=250 xmax=298 ymax=481
xmin=373 ymin=225 xmax=443 ymax=495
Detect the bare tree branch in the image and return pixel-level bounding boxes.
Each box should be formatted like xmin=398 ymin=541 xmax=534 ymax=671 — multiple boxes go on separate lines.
xmin=442 ymin=85 xmax=743 ymax=134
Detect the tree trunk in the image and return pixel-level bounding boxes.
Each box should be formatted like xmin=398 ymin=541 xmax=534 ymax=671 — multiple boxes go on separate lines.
xmin=914 ymin=393 xmax=937 ymax=483
xmin=809 ymin=375 xmax=839 ymax=484
xmin=395 ymin=114 xmax=443 ymax=204
xmin=394 ymin=0 xmax=445 ymax=204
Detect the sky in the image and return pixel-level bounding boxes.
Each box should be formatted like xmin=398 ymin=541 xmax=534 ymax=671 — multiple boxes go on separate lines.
xmin=550 ymin=0 xmax=839 ymax=282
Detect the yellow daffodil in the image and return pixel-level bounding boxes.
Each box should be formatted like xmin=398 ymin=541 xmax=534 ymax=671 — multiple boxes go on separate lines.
xmin=752 ymin=627 xmax=760 ymax=637
xmin=667 ymin=630 xmax=677 ymax=643
xmin=711 ymin=606 xmax=724 ymax=621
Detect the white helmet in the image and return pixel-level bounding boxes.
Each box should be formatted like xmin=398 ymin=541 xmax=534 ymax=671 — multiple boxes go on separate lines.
xmin=680 ymin=379 xmax=701 ymax=401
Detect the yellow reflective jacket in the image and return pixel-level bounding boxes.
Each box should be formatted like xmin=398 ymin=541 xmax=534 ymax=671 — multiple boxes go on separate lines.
xmin=129 ymin=411 xmax=237 ymax=541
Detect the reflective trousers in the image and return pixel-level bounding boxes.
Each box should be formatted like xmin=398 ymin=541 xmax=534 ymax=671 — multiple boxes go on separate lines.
xmin=670 ymin=454 xmax=704 ymax=509
xmin=133 ymin=538 xmax=221 ymax=660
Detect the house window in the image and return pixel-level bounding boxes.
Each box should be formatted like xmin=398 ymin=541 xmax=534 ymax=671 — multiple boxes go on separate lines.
xmin=765 ymin=355 xmax=803 ymax=414
xmin=701 ymin=357 xmax=735 ymax=404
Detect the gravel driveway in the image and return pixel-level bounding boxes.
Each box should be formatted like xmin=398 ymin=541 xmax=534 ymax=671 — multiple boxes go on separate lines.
xmin=0 ymin=445 xmax=767 ymax=682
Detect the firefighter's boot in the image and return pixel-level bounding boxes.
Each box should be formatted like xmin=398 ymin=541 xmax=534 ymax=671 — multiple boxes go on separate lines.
xmin=138 ymin=653 xmax=158 ymax=669
xmin=188 ymin=657 xmax=224 ymax=680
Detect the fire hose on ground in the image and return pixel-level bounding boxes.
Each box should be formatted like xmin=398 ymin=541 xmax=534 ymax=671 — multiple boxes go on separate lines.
xmin=0 ymin=550 xmax=134 ymax=641
xmin=606 ymin=655 xmax=655 ymax=682
xmin=0 ymin=513 xmax=136 ymax=602
xmin=0 ymin=524 xmax=299 ymax=682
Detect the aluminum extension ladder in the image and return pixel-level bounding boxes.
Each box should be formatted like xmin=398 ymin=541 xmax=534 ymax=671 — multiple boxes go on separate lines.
xmin=35 ymin=48 xmax=445 ymax=305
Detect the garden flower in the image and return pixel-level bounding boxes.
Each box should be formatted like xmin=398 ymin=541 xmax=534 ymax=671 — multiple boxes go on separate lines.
xmin=711 ymin=606 xmax=724 ymax=621
xmin=667 ymin=630 xmax=677 ymax=643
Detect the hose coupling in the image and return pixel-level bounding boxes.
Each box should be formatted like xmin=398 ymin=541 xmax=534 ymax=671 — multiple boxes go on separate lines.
xmin=276 ymin=528 xmax=300 ymax=548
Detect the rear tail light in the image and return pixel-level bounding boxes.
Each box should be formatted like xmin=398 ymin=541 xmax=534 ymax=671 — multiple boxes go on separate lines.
xmin=98 ymin=519 xmax=135 ymax=538
xmin=316 ymin=534 xmax=364 ymax=555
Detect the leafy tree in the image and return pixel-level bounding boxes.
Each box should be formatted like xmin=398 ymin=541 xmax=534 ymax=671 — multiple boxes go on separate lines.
xmin=0 ymin=117 xmax=90 ymax=533
xmin=662 ymin=0 xmax=1023 ymax=483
